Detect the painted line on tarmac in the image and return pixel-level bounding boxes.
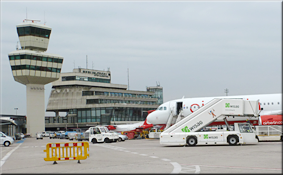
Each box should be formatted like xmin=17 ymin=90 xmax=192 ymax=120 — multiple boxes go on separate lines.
xmin=186 ymin=164 xmax=282 ymax=171
xmin=94 ymin=144 xmax=184 ymax=174
xmin=150 ymin=156 xmax=159 ymax=158
xmin=170 ymin=162 xmax=182 ymax=174
xmin=139 ymin=154 xmax=147 ymax=156
xmin=0 ymin=143 xmax=22 ymax=168
xmin=179 ymin=165 xmax=200 ymax=174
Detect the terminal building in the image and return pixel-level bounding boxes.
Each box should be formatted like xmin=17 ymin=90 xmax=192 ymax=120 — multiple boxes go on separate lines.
xmin=8 ymin=19 xmax=64 ymax=136
xmin=45 ymin=68 xmax=163 ymax=131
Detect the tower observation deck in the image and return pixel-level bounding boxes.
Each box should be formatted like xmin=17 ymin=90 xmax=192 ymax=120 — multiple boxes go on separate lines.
xmin=8 ymin=19 xmax=64 ymax=137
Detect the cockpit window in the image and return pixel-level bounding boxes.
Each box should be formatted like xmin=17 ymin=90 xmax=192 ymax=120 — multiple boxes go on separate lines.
xmin=164 ymin=107 xmax=167 ymax=110
xmin=158 ymin=107 xmax=163 ymax=110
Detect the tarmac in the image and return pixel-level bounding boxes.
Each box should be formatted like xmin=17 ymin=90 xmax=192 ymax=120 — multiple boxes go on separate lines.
xmin=0 ymin=137 xmax=282 ymax=174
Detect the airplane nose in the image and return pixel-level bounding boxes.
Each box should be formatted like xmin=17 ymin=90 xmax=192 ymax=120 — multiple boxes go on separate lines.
xmin=147 ymin=112 xmax=157 ymax=124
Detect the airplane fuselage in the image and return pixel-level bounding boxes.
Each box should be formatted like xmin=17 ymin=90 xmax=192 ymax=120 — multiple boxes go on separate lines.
xmin=147 ymin=93 xmax=282 ymax=125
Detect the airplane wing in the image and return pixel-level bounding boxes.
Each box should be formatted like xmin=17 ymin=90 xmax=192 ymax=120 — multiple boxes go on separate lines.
xmin=135 ymin=123 xmax=153 ymax=130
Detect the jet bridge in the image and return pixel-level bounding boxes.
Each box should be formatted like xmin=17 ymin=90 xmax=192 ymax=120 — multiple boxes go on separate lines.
xmin=162 ymin=98 xmax=260 ymax=135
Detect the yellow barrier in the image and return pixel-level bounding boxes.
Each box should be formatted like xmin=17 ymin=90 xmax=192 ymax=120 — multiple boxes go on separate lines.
xmin=44 ymin=142 xmax=89 ymax=164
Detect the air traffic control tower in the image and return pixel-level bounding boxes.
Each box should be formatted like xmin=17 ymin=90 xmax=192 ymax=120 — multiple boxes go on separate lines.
xmin=8 ymin=19 xmax=64 ymax=137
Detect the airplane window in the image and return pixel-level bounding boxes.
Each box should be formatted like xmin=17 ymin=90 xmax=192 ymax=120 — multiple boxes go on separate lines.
xmin=164 ymin=107 xmax=167 ymax=110
xmin=267 ymin=103 xmax=269 ymax=105
xmin=264 ymin=103 xmax=265 ymax=105
xmin=260 ymin=103 xmax=262 ymax=105
xmin=278 ymin=102 xmax=280 ymax=105
xmin=271 ymin=102 xmax=273 ymax=105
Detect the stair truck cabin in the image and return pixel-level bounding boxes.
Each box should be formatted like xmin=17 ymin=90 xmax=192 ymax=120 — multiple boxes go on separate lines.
xmin=89 ymin=126 xmax=119 ymax=143
xmin=160 ymin=98 xmax=260 ymax=146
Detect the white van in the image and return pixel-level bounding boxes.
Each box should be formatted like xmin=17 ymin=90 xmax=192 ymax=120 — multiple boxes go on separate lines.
xmin=0 ymin=131 xmax=14 ymax=147
xmin=89 ymin=126 xmax=119 ymax=143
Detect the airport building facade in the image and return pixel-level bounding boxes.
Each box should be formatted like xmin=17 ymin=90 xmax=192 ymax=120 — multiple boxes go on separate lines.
xmin=45 ymin=68 xmax=162 ymax=131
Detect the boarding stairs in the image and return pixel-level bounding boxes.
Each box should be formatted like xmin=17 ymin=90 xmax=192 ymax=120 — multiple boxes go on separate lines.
xmin=162 ymin=98 xmax=259 ymax=134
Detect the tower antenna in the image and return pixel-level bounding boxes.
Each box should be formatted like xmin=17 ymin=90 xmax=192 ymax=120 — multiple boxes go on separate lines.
xmin=127 ymin=68 xmax=130 ymax=90
xmin=86 ymin=55 xmax=88 ymax=69
xmin=44 ymin=11 xmax=46 ymax=25
xmin=224 ymin=88 xmax=229 ymax=96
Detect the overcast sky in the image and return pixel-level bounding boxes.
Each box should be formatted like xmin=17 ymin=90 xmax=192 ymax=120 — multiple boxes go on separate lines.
xmin=1 ymin=1 xmax=281 ymax=116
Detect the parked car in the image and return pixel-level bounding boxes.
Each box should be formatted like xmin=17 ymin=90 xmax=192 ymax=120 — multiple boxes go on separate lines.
xmin=0 ymin=131 xmax=14 ymax=147
xmin=36 ymin=132 xmax=43 ymax=140
xmin=15 ymin=133 xmax=22 ymax=140
xmin=20 ymin=133 xmax=25 ymax=139
xmin=49 ymin=132 xmax=56 ymax=139
xmin=55 ymin=132 xmax=61 ymax=139
xmin=109 ymin=131 xmax=128 ymax=142
xmin=42 ymin=131 xmax=50 ymax=137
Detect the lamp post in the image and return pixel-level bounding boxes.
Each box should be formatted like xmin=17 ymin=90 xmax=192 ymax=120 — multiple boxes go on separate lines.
xmin=14 ymin=108 xmax=18 ymax=133
xmin=14 ymin=108 xmax=18 ymax=115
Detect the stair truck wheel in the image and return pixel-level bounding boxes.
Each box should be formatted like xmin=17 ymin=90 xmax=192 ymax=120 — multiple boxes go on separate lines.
xmin=228 ymin=135 xmax=238 ymax=145
xmin=118 ymin=137 xmax=122 ymax=142
xmin=187 ymin=136 xmax=197 ymax=146
xmin=91 ymin=138 xmax=97 ymax=144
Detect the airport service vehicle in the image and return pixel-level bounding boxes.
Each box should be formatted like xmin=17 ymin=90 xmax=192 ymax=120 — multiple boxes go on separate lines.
xmin=36 ymin=132 xmax=43 ymax=140
xmin=89 ymin=126 xmax=119 ymax=143
xmin=148 ymin=128 xmax=162 ymax=139
xmin=255 ymin=125 xmax=282 ymax=141
xmin=68 ymin=132 xmax=78 ymax=140
xmin=109 ymin=131 xmax=128 ymax=141
xmin=64 ymin=131 xmax=77 ymax=139
xmin=0 ymin=131 xmax=14 ymax=147
xmin=77 ymin=129 xmax=90 ymax=141
xmin=160 ymin=98 xmax=259 ymax=146
xmin=49 ymin=132 xmax=56 ymax=139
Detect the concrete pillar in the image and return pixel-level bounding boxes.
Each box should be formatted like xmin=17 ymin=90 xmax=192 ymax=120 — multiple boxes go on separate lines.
xmin=55 ymin=111 xmax=59 ymax=123
xmin=26 ymin=84 xmax=45 ymax=137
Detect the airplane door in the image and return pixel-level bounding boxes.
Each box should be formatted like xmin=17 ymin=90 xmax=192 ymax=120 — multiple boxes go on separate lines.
xmin=176 ymin=102 xmax=183 ymax=115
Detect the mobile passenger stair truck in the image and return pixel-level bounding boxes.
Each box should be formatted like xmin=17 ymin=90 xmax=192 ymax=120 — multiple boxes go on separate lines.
xmin=160 ymin=98 xmax=260 ymax=146
xmin=89 ymin=126 xmax=119 ymax=143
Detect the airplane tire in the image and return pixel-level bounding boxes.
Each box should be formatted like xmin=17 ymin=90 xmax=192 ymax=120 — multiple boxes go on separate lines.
xmin=187 ymin=137 xmax=197 ymax=146
xmin=228 ymin=136 xmax=238 ymax=145
xmin=91 ymin=138 xmax=97 ymax=144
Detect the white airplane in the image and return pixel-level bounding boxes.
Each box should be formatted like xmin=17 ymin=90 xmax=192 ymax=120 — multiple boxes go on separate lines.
xmin=106 ymin=119 xmax=153 ymax=132
xmin=147 ymin=93 xmax=282 ymax=128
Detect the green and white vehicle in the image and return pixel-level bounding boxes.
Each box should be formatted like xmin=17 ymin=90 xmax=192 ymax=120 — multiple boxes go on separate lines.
xmin=160 ymin=98 xmax=259 ymax=146
xmin=89 ymin=126 xmax=119 ymax=143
